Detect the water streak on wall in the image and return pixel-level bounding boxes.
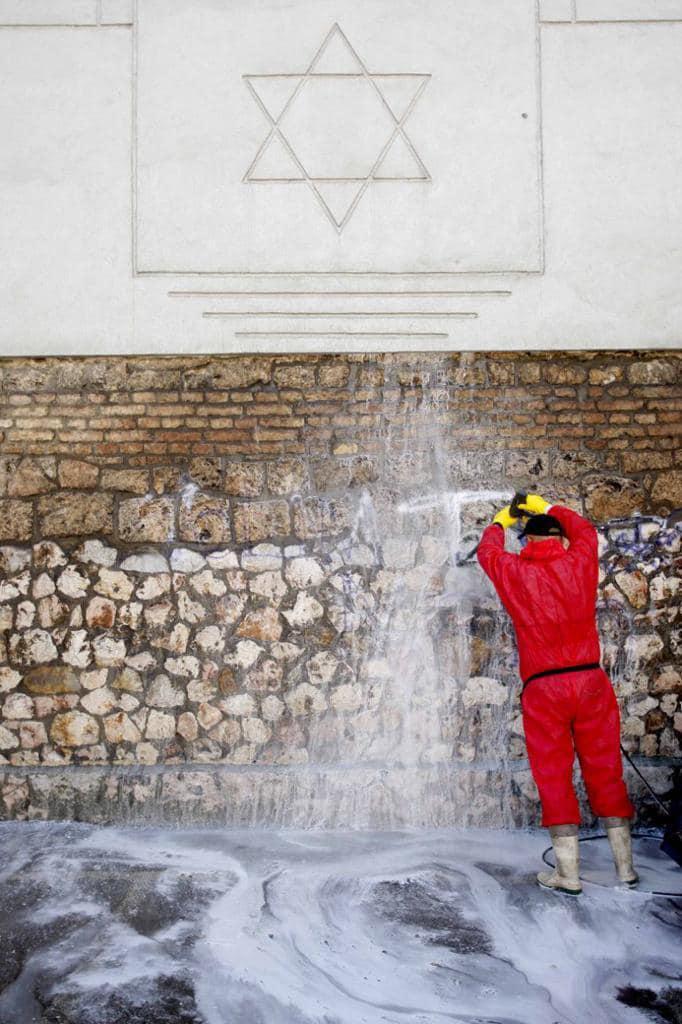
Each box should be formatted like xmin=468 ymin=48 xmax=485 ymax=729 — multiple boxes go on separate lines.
xmin=0 ymin=352 xmax=680 ymax=825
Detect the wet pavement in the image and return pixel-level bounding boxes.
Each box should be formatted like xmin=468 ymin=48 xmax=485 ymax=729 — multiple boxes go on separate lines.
xmin=0 ymin=823 xmax=680 ymax=1024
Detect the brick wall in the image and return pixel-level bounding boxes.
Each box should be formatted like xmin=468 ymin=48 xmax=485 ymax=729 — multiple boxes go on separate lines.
xmin=0 ymin=351 xmax=680 ymax=825
xmin=0 ymin=353 xmax=680 ymax=537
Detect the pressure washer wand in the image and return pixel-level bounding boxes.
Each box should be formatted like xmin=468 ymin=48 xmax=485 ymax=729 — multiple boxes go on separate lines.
xmin=509 ymin=492 xmax=529 ymax=520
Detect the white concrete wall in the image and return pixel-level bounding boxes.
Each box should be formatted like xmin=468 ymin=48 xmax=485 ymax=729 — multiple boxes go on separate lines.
xmin=0 ymin=0 xmax=681 ymax=354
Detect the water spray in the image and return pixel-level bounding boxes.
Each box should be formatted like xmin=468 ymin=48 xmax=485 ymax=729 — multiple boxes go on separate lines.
xmin=454 ymin=491 xmax=530 ymax=566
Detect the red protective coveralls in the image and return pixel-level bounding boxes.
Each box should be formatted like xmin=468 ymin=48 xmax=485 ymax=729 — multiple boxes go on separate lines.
xmin=477 ymin=505 xmax=634 ymax=826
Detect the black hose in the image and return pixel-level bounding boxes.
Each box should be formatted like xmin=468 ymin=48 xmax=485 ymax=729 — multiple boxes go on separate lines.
xmin=620 ymin=744 xmax=671 ymax=818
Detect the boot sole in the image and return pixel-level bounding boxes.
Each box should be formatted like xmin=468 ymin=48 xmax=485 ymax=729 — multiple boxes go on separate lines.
xmin=538 ymin=880 xmax=582 ymax=896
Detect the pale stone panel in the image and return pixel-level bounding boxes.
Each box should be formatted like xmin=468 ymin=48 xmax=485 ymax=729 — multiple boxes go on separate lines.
xmin=535 ymin=22 xmax=682 ymax=346
xmin=576 ymin=0 xmax=682 ymax=18
xmin=100 ymin=0 xmax=133 ymax=24
xmin=0 ymin=0 xmax=96 ymax=24
xmin=136 ymin=0 xmax=542 ymax=274
xmin=539 ymin=0 xmax=574 ymax=21
xmin=0 ymin=27 xmax=132 ymax=350
xmin=0 ymin=4 xmax=682 ymax=351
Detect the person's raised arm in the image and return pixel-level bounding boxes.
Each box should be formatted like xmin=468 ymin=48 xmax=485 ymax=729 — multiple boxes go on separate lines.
xmin=477 ymin=506 xmax=518 ymax=587
xmin=515 ymin=493 xmax=597 ymax=563
xmin=547 ymin=504 xmax=597 ymax=562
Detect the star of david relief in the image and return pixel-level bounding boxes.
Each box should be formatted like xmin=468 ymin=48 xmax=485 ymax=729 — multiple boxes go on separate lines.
xmin=243 ymin=23 xmax=431 ymax=232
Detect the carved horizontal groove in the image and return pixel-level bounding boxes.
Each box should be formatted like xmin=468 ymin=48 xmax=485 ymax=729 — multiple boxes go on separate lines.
xmin=543 ymin=17 xmax=682 ymax=22
xmin=138 ymin=269 xmax=540 ymax=276
xmin=234 ymin=330 xmax=450 ymax=337
xmin=241 ymin=72 xmax=430 ymax=78
xmin=202 ymin=311 xmax=479 ymax=318
xmin=170 ymin=290 xmax=511 ymax=298
xmin=0 ymin=22 xmax=102 ymax=27
xmin=245 ymin=178 xmax=429 ymax=183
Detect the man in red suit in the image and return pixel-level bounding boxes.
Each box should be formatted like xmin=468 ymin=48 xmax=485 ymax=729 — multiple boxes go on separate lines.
xmin=477 ymin=493 xmax=637 ymax=895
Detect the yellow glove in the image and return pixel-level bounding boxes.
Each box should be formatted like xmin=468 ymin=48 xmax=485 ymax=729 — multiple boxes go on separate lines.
xmin=493 ymin=506 xmax=517 ymax=529
xmin=515 ymin=493 xmax=552 ymax=516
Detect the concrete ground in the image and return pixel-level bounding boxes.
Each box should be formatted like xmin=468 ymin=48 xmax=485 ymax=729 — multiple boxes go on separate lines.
xmin=0 ymin=824 xmax=680 ymax=1024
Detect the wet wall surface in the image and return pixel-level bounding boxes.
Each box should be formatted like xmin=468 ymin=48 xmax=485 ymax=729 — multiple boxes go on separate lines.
xmin=0 ymin=823 xmax=680 ymax=1024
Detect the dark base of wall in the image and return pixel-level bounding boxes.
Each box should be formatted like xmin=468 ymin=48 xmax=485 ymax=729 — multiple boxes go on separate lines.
xmin=0 ymin=760 xmax=674 ymax=829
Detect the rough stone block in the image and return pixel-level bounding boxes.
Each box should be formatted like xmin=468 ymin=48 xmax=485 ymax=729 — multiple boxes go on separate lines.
xmin=0 ymin=500 xmax=33 ymax=542
xmin=235 ymin=607 xmax=282 ymax=642
xmin=9 ymin=457 xmax=56 ymax=497
xmin=23 ymin=666 xmax=80 ymax=695
xmin=50 ymin=711 xmax=100 ymax=746
xmin=621 ymin=451 xmax=673 ymax=473
xmin=505 ymin=451 xmax=550 ymax=484
xmin=651 ymin=470 xmax=682 ymax=509
xmin=112 ymin=667 xmax=143 ymax=693
xmin=614 ymin=570 xmax=649 ymax=610
xmin=188 ymin=457 xmax=223 ymax=490
xmin=652 ymin=666 xmax=682 ymax=695
xmin=58 ymin=460 xmax=99 ymax=490
xmin=179 ymin=493 xmax=232 ymax=544
xmin=627 ymin=360 xmax=677 ymax=385
xmin=177 ymin=711 xmax=199 ymax=741
xmin=145 ymin=709 xmax=176 ymax=740
xmin=0 ymin=724 xmax=19 ymax=751
xmin=2 ymin=692 xmax=35 ymax=719
xmin=223 ymin=462 xmax=264 ymax=497
xmin=318 ymin=363 xmax=351 ymax=387
xmin=233 ymin=500 xmax=290 ymax=545
xmin=100 ymin=469 xmax=149 ymax=495
xmin=285 ymin=682 xmax=327 ymax=716
xmin=282 ymin=592 xmax=324 ymax=628
xmin=118 ymin=496 xmax=175 ymax=543
xmin=104 ymin=711 xmax=142 ymax=743
xmin=544 ymin=364 xmax=587 ymax=385
xmin=38 ymin=492 xmax=114 ymax=537
xmin=9 ymin=629 xmax=58 ymax=666
xmin=81 ymin=688 xmax=118 ymax=716
xmin=292 ymin=496 xmax=351 ymax=539
xmin=0 ymin=457 xmax=19 ymax=498
xmin=583 ymin=476 xmax=645 ymax=522
xmin=272 ymin=364 xmax=315 ymax=388
xmin=244 ymin=659 xmax=283 ymax=694
xmin=183 ymin=358 xmax=272 ymax=390
xmin=121 ymin=553 xmax=169 ymax=575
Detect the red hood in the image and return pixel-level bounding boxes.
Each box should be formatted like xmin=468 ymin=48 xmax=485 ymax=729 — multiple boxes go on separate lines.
xmin=519 ymin=539 xmax=567 ymax=562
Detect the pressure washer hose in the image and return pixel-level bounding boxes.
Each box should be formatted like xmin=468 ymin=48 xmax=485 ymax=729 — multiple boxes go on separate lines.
xmin=620 ymin=744 xmax=671 ymax=818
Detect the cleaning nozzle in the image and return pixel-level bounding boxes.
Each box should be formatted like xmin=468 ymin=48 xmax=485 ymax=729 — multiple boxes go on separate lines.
xmin=510 ymin=492 xmax=529 ymax=521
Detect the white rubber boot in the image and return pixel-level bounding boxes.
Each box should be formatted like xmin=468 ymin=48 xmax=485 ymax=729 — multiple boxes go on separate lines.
xmin=603 ymin=818 xmax=639 ymax=887
xmin=537 ymin=827 xmax=583 ymax=896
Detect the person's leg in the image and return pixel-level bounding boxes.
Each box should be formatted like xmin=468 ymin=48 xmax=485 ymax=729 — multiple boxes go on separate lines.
xmin=573 ymin=670 xmax=637 ymax=885
xmin=522 ymin=678 xmax=581 ymax=827
xmin=522 ymin=678 xmax=582 ymax=894
xmin=538 ymin=824 xmax=582 ymax=895
xmin=602 ymin=816 xmax=639 ymax=886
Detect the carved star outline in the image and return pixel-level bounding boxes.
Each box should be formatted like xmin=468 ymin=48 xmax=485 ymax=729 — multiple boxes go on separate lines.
xmin=243 ymin=23 xmax=431 ymax=232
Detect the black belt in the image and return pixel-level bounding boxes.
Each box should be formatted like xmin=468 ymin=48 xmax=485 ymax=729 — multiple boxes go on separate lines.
xmin=523 ymin=662 xmax=601 ymax=689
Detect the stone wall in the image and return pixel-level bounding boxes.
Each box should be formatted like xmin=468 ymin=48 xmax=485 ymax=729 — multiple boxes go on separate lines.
xmin=0 ymin=351 xmax=680 ymax=826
